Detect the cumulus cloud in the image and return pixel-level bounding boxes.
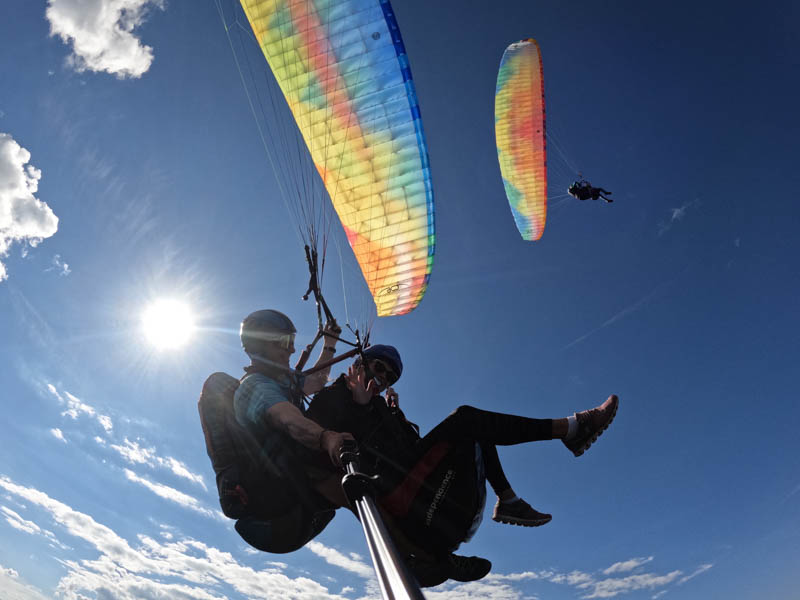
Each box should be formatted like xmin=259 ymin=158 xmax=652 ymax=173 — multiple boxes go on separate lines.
xmin=46 ymin=0 xmax=165 ymax=79
xmin=0 ymin=476 xmax=350 ymax=600
xmin=0 ymin=133 xmax=59 ymax=281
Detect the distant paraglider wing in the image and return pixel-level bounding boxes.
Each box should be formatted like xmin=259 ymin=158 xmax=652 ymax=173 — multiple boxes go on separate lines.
xmin=495 ymin=39 xmax=547 ymax=241
xmin=240 ymin=0 xmax=434 ymax=317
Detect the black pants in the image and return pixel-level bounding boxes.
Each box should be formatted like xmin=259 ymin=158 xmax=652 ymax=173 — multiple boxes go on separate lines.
xmin=418 ymin=405 xmax=553 ymax=494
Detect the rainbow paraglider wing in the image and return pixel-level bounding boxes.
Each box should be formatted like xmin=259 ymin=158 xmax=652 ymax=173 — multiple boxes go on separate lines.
xmin=241 ymin=0 xmax=434 ymax=317
xmin=495 ymin=39 xmax=547 ymax=241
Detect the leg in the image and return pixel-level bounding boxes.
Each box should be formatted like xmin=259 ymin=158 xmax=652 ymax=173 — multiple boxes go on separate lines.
xmin=481 ymin=443 xmax=553 ymax=528
xmin=422 ymin=405 xmax=555 ymax=449
xmin=423 ymin=406 xmax=566 ymax=446
xmin=480 ymin=443 xmax=512 ymax=495
xmin=422 ymin=396 xmax=618 ymax=459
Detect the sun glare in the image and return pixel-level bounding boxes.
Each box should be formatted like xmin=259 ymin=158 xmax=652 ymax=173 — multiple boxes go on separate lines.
xmin=141 ymin=299 xmax=195 ymax=350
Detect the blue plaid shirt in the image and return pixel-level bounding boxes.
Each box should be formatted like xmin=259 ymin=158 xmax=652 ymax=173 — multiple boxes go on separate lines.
xmin=233 ymin=371 xmax=305 ymax=458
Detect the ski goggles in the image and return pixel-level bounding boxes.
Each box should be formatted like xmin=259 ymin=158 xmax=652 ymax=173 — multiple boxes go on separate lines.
xmin=254 ymin=331 xmax=296 ymax=350
xmin=370 ymin=359 xmax=398 ymax=386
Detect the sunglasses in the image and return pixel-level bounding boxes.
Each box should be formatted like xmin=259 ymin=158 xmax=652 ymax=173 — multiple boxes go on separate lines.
xmin=370 ymin=359 xmax=398 ymax=385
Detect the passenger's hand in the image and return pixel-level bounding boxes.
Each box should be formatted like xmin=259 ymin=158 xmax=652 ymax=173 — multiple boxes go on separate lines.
xmin=345 ymin=364 xmax=377 ymax=405
xmin=386 ymin=387 xmax=399 ymax=409
xmin=322 ymin=320 xmax=342 ymax=342
xmin=320 ymin=430 xmax=355 ymax=467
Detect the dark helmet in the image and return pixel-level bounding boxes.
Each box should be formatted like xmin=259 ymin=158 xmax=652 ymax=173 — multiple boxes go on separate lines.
xmin=362 ymin=344 xmax=403 ymax=381
xmin=240 ymin=309 xmax=296 ymax=354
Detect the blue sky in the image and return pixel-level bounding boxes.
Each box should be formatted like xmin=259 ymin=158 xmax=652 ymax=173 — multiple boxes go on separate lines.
xmin=1 ymin=1 xmax=798 ymax=599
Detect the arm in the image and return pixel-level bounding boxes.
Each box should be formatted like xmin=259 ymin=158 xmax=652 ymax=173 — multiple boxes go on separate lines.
xmin=303 ymin=321 xmax=342 ymax=395
xmin=266 ymin=401 xmax=353 ymax=467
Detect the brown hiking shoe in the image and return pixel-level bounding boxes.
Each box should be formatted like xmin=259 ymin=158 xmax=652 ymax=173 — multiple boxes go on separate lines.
xmin=563 ymin=394 xmax=619 ymax=457
xmin=492 ymin=498 xmax=552 ymax=527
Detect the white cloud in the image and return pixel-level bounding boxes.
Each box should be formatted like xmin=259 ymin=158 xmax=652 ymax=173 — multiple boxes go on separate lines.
xmin=2 ymin=506 xmax=45 ymax=535
xmin=0 ymin=476 xmax=350 ymax=600
xmin=112 ymin=438 xmax=207 ymax=489
xmin=305 ymin=541 xmax=374 ymax=579
xmin=46 ymin=383 xmax=114 ymax=435
xmin=426 ymin=577 xmax=537 ymax=600
xmin=603 ymin=556 xmax=654 ymax=575
xmin=678 ymin=563 xmax=712 ymax=584
xmin=46 ymin=0 xmax=165 ymax=79
xmin=50 ymin=428 xmax=67 ymax=443
xmin=62 ymin=390 xmax=95 ymax=419
xmin=0 ymin=133 xmax=59 ymax=281
xmin=45 ymin=253 xmax=71 ymax=276
xmin=1 ymin=506 xmax=70 ymax=550
xmin=0 ymin=563 xmax=50 ymax=600
xmin=123 ymin=469 xmax=218 ymax=520
xmin=657 ymin=200 xmax=697 ymax=237
xmin=97 ymin=414 xmax=113 ymax=433
xmin=582 ymin=571 xmax=683 ymax=599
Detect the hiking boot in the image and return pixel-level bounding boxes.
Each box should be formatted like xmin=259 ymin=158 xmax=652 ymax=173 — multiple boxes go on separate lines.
xmin=563 ymin=394 xmax=619 ymax=457
xmin=492 ymin=498 xmax=552 ymax=527
xmin=447 ymin=553 xmax=492 ymax=582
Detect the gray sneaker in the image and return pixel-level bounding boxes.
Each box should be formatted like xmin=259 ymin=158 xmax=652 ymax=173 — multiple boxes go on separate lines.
xmin=492 ymin=498 xmax=552 ymax=527
xmin=563 ymin=394 xmax=619 ymax=457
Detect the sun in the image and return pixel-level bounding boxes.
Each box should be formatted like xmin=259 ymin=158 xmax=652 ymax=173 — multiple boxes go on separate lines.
xmin=141 ymin=299 xmax=196 ymax=350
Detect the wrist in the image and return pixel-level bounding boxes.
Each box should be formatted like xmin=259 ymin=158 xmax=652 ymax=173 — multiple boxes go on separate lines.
xmin=318 ymin=429 xmax=330 ymax=450
xmin=323 ymin=345 xmax=336 ymax=352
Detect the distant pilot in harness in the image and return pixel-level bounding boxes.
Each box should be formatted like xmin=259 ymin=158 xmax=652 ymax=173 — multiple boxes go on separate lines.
xmin=568 ymin=180 xmax=613 ymax=203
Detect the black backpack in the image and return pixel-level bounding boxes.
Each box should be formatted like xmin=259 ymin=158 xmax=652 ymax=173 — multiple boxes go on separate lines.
xmin=198 ymin=372 xmax=296 ymax=519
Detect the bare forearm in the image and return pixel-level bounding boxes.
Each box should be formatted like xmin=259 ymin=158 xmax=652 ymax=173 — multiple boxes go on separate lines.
xmin=304 ymin=346 xmax=336 ymax=394
xmin=268 ymin=403 xmax=324 ymax=450
xmin=284 ymin=416 xmax=325 ymax=450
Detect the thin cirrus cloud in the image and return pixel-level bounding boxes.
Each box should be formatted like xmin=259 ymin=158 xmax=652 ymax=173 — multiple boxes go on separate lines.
xmin=603 ymin=556 xmax=655 ymax=575
xmin=0 ymin=133 xmax=59 ymax=282
xmin=44 ymin=253 xmax=71 ymax=276
xmin=45 ymin=383 xmax=112 ymax=433
xmin=424 ymin=561 xmax=713 ymax=600
xmin=657 ymin=200 xmax=696 ymax=237
xmin=305 ymin=541 xmax=374 ymax=579
xmin=1 ymin=506 xmax=70 ymax=550
xmin=122 ymin=469 xmax=219 ymax=521
xmin=0 ymin=475 xmax=351 ymax=600
xmin=111 ymin=438 xmax=207 ymax=490
xmin=44 ymin=381 xmax=207 ymax=490
xmin=45 ymin=0 xmax=165 ymax=79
